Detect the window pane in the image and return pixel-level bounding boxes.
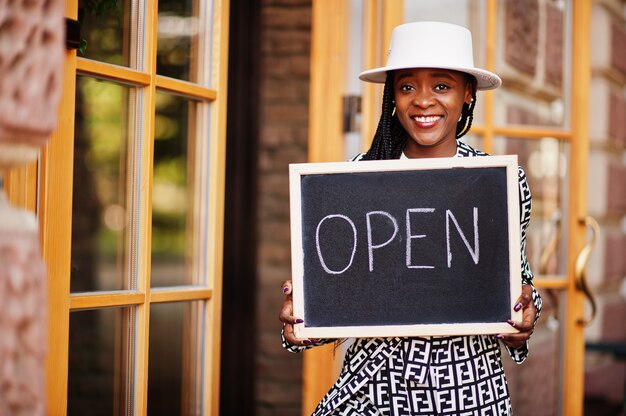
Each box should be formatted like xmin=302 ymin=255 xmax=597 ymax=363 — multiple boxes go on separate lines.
xmin=68 ymin=307 xmax=135 ymax=416
xmin=78 ymin=0 xmax=137 ymax=67
xmin=493 ymin=136 xmax=569 ymax=277
xmin=157 ymin=0 xmax=206 ymax=83
xmin=151 ymin=93 xmax=200 ymax=287
xmin=493 ymin=0 xmax=570 ymax=128
xmin=72 ymin=77 xmax=135 ymax=292
xmin=148 ymin=301 xmax=203 ymax=415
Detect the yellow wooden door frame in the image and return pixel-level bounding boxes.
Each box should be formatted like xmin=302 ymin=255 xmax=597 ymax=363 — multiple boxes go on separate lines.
xmin=40 ymin=2 xmax=78 ymax=412
xmin=563 ymin=1 xmax=592 ymax=414
xmin=305 ymin=1 xmax=592 ymax=415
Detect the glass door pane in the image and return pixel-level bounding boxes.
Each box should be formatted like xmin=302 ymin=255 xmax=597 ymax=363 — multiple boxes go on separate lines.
xmin=493 ymin=136 xmax=570 ymax=277
xmin=68 ymin=307 xmax=135 ymax=415
xmin=493 ymin=0 xmax=569 ymax=129
xmin=157 ymin=0 xmax=209 ymax=83
xmin=150 ymin=92 xmax=200 ymax=287
xmin=148 ymin=301 xmax=202 ymax=415
xmin=78 ymin=0 xmax=139 ymax=67
xmin=72 ymin=76 xmax=136 ymax=292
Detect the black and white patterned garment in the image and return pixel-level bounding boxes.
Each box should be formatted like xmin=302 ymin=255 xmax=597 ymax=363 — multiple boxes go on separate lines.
xmin=282 ymin=141 xmax=542 ymax=416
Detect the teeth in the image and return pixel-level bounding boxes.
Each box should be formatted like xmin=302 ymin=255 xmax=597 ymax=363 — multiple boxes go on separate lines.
xmin=413 ymin=116 xmax=440 ymax=123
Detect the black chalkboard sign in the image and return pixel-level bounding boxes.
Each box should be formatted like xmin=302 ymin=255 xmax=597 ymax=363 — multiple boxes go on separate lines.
xmin=289 ymin=155 xmax=522 ymax=338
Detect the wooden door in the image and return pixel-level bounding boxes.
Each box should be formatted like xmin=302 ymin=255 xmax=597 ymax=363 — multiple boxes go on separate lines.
xmin=305 ymin=1 xmax=594 ymax=415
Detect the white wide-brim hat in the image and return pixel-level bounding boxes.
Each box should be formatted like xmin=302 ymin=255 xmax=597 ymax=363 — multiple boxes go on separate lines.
xmin=359 ymin=21 xmax=502 ymax=90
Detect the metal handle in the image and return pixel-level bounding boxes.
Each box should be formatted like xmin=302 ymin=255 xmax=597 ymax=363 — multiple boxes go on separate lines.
xmin=574 ymin=216 xmax=599 ymax=326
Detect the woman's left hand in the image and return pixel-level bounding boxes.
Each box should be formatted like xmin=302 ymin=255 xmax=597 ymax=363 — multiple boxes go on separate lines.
xmin=497 ymin=284 xmax=537 ymax=348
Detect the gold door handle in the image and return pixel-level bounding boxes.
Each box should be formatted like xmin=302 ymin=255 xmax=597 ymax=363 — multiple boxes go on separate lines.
xmin=574 ymin=216 xmax=599 ymax=326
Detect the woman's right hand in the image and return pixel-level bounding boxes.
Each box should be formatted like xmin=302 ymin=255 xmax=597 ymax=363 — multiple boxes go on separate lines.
xmin=279 ymin=280 xmax=317 ymax=346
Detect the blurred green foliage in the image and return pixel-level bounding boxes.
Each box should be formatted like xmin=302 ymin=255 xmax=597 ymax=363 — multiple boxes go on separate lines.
xmin=78 ymin=0 xmax=122 ymax=58
xmin=74 ymin=0 xmax=195 ymax=263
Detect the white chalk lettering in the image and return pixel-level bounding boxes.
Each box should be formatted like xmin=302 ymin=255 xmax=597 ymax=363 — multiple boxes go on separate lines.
xmin=316 ymin=214 xmax=357 ymax=274
xmin=406 ymin=208 xmax=436 ymax=269
xmin=446 ymin=207 xmax=479 ymax=268
xmin=366 ymin=211 xmax=399 ymax=272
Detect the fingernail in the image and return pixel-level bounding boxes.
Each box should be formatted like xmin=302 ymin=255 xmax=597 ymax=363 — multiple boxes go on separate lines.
xmin=283 ymin=287 xmax=289 ymax=293
xmin=514 ymin=302 xmax=523 ymax=312
xmin=295 ymin=319 xmax=304 ymax=324
xmin=303 ymin=340 xmax=312 ymax=345
xmin=507 ymin=319 xmax=515 ymax=327
xmin=495 ymin=335 xmax=504 ymax=339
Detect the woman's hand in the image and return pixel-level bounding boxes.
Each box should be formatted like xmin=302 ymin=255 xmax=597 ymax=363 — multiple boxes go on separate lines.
xmin=497 ymin=284 xmax=537 ymax=348
xmin=279 ymin=280 xmax=317 ymax=347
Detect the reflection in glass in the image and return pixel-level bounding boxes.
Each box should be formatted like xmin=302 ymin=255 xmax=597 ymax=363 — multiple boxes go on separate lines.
xmin=151 ymin=92 xmax=199 ymax=287
xmin=494 ymin=0 xmax=570 ymax=128
xmin=148 ymin=301 xmax=202 ymax=415
xmin=494 ymin=89 xmax=566 ymax=128
xmin=72 ymin=77 xmax=134 ymax=292
xmin=68 ymin=307 xmax=135 ymax=416
xmin=157 ymin=0 xmax=201 ymax=82
xmin=78 ymin=0 xmax=135 ymax=67
xmin=493 ymin=137 xmax=569 ymax=277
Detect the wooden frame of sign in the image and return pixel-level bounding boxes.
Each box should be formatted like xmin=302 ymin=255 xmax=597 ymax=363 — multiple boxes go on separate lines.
xmin=289 ymin=155 xmax=523 ymax=339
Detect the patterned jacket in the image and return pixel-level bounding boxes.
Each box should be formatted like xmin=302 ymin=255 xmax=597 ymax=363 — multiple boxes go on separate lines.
xmin=282 ymin=141 xmax=542 ymax=416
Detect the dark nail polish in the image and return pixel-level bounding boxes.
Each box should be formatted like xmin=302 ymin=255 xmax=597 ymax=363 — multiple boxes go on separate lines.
xmin=295 ymin=319 xmax=304 ymax=324
xmin=514 ymin=302 xmax=522 ymax=312
xmin=495 ymin=335 xmax=504 ymax=339
xmin=507 ymin=319 xmax=515 ymax=327
xmin=283 ymin=287 xmax=289 ymax=293
xmin=303 ymin=340 xmax=312 ymax=345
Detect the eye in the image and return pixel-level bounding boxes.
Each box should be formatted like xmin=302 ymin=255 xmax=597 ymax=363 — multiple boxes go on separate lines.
xmin=434 ymin=83 xmax=450 ymax=91
xmin=398 ymin=83 xmax=414 ymax=92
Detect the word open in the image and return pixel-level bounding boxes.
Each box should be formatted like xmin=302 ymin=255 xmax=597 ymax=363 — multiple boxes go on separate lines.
xmin=315 ymin=208 xmax=479 ymax=275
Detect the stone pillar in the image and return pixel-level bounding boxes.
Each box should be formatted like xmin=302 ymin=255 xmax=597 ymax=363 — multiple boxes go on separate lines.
xmin=0 ymin=194 xmax=47 ymax=416
xmin=0 ymin=0 xmax=64 ymax=414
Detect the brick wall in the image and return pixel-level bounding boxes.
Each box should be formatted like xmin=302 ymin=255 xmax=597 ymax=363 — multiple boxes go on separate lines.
xmin=255 ymin=1 xmax=312 ymax=415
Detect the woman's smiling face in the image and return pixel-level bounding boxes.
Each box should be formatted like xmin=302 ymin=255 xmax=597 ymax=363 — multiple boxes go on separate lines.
xmin=393 ymin=68 xmax=473 ymax=158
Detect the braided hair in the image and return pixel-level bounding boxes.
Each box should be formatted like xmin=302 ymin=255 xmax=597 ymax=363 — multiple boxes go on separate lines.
xmin=362 ymin=72 xmax=477 ymax=161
